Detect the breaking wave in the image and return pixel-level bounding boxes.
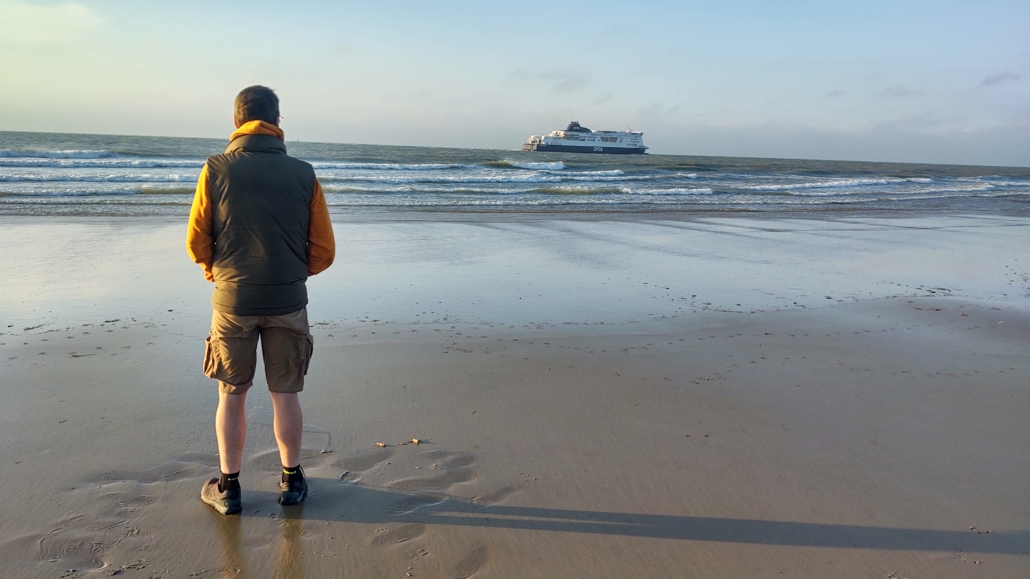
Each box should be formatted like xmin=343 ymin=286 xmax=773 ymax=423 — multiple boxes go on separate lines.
xmin=0 ymin=172 xmax=200 ymax=183
xmin=738 ymin=177 xmax=908 ymax=191
xmin=488 ymin=160 xmax=566 ymax=170
xmin=309 ymin=161 xmax=469 ymax=171
xmin=0 ymin=157 xmax=203 ymax=168
xmin=0 ymin=149 xmax=117 ymax=159
xmin=634 ymin=187 xmax=715 ymax=195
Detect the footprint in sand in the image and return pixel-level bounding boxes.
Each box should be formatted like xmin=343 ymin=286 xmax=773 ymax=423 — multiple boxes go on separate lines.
xmin=102 ymin=490 xmax=156 ymax=512
xmin=334 ymin=447 xmax=396 ymax=484
xmin=471 ymin=485 xmax=519 ymax=507
xmin=369 ymin=522 xmax=427 ymax=547
xmin=97 ymin=452 xmax=219 ymax=485
xmin=38 ymin=528 xmax=109 ymax=574
xmin=386 ymin=450 xmax=476 ymax=493
xmin=381 ymin=451 xmax=478 ymax=516
xmin=7 ymin=453 xmax=220 ymax=576
xmin=389 ymin=492 xmax=448 ymax=515
xmin=24 ymin=510 xmax=155 ymax=577
xmin=452 ymin=542 xmax=489 ymax=579
xmin=361 ymin=446 xmax=521 ymax=564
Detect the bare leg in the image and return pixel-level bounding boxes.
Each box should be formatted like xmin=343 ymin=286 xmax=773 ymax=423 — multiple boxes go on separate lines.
xmin=215 ymin=388 xmax=249 ymax=474
xmin=270 ymin=392 xmax=303 ymax=468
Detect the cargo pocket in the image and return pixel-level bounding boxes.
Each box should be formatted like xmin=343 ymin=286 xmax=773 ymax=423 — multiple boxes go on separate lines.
xmin=301 ymin=334 xmax=314 ymax=376
xmin=203 ymin=336 xmax=224 ymax=379
xmin=204 ymin=335 xmax=256 ymax=385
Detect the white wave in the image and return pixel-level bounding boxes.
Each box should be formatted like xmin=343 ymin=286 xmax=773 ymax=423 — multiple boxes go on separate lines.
xmin=877 ymin=191 xmax=996 ymax=202
xmin=0 ymin=182 xmax=195 ymax=196
xmin=903 ymin=183 xmax=996 ymax=194
xmin=633 ymin=187 xmax=714 ymax=196
xmin=318 ymin=191 xmax=735 ymax=208
xmin=0 ymin=149 xmax=116 ymax=159
xmin=322 ymin=184 xmax=528 ymax=195
xmin=0 ymin=157 xmax=203 ymax=169
xmin=500 ymin=160 xmax=565 ymax=170
xmin=316 ymin=167 xmax=635 ymax=185
xmin=976 ymin=190 xmax=1030 ymax=197
xmin=0 ymin=172 xmax=200 ymax=183
xmin=324 ymin=184 xmax=626 ymax=196
xmin=738 ymin=177 xmax=906 ymax=191
xmin=955 ymin=176 xmax=1030 ymax=187
xmin=759 ymin=182 xmax=997 ymax=200
xmin=317 ymin=172 xmax=563 ymax=185
xmin=319 ymin=194 xmax=703 ymax=208
xmin=568 ymin=169 xmax=624 ymax=177
xmin=309 ymin=161 xmax=469 ymax=171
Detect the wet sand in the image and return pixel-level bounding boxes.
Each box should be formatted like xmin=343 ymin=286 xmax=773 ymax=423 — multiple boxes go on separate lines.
xmin=1 ymin=213 xmax=1028 ymax=578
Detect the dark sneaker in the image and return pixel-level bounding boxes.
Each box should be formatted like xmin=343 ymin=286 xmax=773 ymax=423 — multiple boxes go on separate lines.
xmin=279 ymin=467 xmax=307 ymax=506
xmin=201 ymin=478 xmax=242 ymax=515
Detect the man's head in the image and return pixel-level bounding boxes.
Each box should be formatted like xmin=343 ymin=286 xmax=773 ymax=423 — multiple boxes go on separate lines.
xmin=234 ymin=85 xmax=279 ymax=127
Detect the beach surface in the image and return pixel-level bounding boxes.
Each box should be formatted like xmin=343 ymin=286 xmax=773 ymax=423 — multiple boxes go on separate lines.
xmin=1 ymin=212 xmax=1027 ymax=578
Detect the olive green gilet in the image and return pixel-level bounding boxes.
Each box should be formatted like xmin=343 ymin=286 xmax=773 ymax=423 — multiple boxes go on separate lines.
xmin=205 ymin=134 xmax=316 ymax=316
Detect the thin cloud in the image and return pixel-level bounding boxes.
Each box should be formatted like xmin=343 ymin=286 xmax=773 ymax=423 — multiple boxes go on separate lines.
xmin=636 ymin=102 xmax=681 ymax=119
xmin=880 ymin=85 xmax=916 ymax=98
xmin=536 ymin=68 xmax=591 ymax=92
xmin=602 ymin=24 xmax=637 ymax=35
xmin=636 ymin=102 xmax=665 ymax=118
xmin=510 ymin=67 xmax=591 ymax=92
xmin=978 ymin=72 xmax=1020 ymax=88
xmin=823 ymin=90 xmax=845 ymax=98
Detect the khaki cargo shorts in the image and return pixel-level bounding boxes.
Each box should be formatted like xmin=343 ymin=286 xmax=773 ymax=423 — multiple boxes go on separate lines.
xmin=203 ymin=308 xmax=313 ymax=395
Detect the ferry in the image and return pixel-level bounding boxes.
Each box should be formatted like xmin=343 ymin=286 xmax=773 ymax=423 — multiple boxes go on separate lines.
xmin=522 ymin=121 xmax=648 ymax=154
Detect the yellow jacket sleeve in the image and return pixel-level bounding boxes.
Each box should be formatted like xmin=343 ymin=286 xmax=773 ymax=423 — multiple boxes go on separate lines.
xmin=307 ymin=180 xmax=335 ymax=276
xmin=186 ymin=164 xmax=215 ymax=281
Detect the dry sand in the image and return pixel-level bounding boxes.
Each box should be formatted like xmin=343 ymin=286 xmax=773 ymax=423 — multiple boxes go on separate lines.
xmin=0 ymin=213 xmax=1027 ymax=578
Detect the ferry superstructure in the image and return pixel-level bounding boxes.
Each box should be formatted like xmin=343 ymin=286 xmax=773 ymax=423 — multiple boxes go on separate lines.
xmin=522 ymin=121 xmax=648 ymax=154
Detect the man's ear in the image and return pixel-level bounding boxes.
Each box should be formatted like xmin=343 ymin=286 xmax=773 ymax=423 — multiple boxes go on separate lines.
xmin=233 ymin=116 xmax=240 ymax=129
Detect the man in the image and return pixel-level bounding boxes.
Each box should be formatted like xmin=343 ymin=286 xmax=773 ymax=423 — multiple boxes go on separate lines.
xmin=187 ymin=85 xmax=335 ymax=515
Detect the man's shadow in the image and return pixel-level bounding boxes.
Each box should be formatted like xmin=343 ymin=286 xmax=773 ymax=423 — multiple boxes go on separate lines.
xmin=230 ymin=477 xmax=1028 ymax=556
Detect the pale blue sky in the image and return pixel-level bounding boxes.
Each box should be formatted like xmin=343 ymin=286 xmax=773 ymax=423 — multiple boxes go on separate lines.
xmin=1 ymin=0 xmax=1027 ymax=165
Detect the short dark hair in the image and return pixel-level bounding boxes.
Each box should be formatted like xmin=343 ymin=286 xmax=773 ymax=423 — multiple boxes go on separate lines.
xmin=234 ymin=85 xmax=279 ymax=125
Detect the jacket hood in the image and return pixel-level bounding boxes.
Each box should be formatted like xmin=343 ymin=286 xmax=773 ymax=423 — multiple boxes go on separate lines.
xmin=230 ymin=120 xmax=284 ymax=142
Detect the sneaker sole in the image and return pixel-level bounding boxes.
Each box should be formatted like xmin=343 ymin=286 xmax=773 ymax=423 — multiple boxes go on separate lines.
xmin=202 ymin=496 xmax=242 ymax=515
xmin=201 ymin=496 xmax=242 ymax=513
xmin=201 ymin=483 xmax=242 ymax=515
xmin=279 ymin=489 xmax=307 ymax=506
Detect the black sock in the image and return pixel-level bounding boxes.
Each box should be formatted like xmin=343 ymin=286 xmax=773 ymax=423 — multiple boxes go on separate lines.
xmin=218 ymin=471 xmax=240 ymax=493
xmin=283 ymin=465 xmax=304 ymax=482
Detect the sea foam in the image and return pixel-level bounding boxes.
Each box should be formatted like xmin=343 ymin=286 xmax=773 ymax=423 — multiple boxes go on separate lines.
xmin=0 ymin=149 xmax=116 ymax=159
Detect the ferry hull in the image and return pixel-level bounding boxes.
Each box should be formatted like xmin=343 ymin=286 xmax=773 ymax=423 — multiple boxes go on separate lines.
xmin=521 ymin=143 xmax=647 ymax=155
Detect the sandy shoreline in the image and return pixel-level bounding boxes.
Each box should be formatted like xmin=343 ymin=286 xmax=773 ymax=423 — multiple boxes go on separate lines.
xmin=1 ymin=213 xmax=1028 ymax=577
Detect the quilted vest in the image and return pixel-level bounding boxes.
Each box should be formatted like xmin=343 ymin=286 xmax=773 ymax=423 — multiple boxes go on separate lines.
xmin=205 ymin=134 xmax=316 ymax=315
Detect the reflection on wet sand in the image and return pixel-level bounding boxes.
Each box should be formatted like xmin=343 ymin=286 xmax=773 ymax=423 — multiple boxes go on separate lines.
xmin=275 ymin=509 xmax=306 ymax=579
xmin=214 ymin=515 xmax=246 ymax=578
xmin=213 ymin=506 xmax=305 ymax=578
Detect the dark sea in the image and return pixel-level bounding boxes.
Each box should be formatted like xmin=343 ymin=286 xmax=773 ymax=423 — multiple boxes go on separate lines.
xmin=2 ymin=131 xmax=1028 ymax=216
